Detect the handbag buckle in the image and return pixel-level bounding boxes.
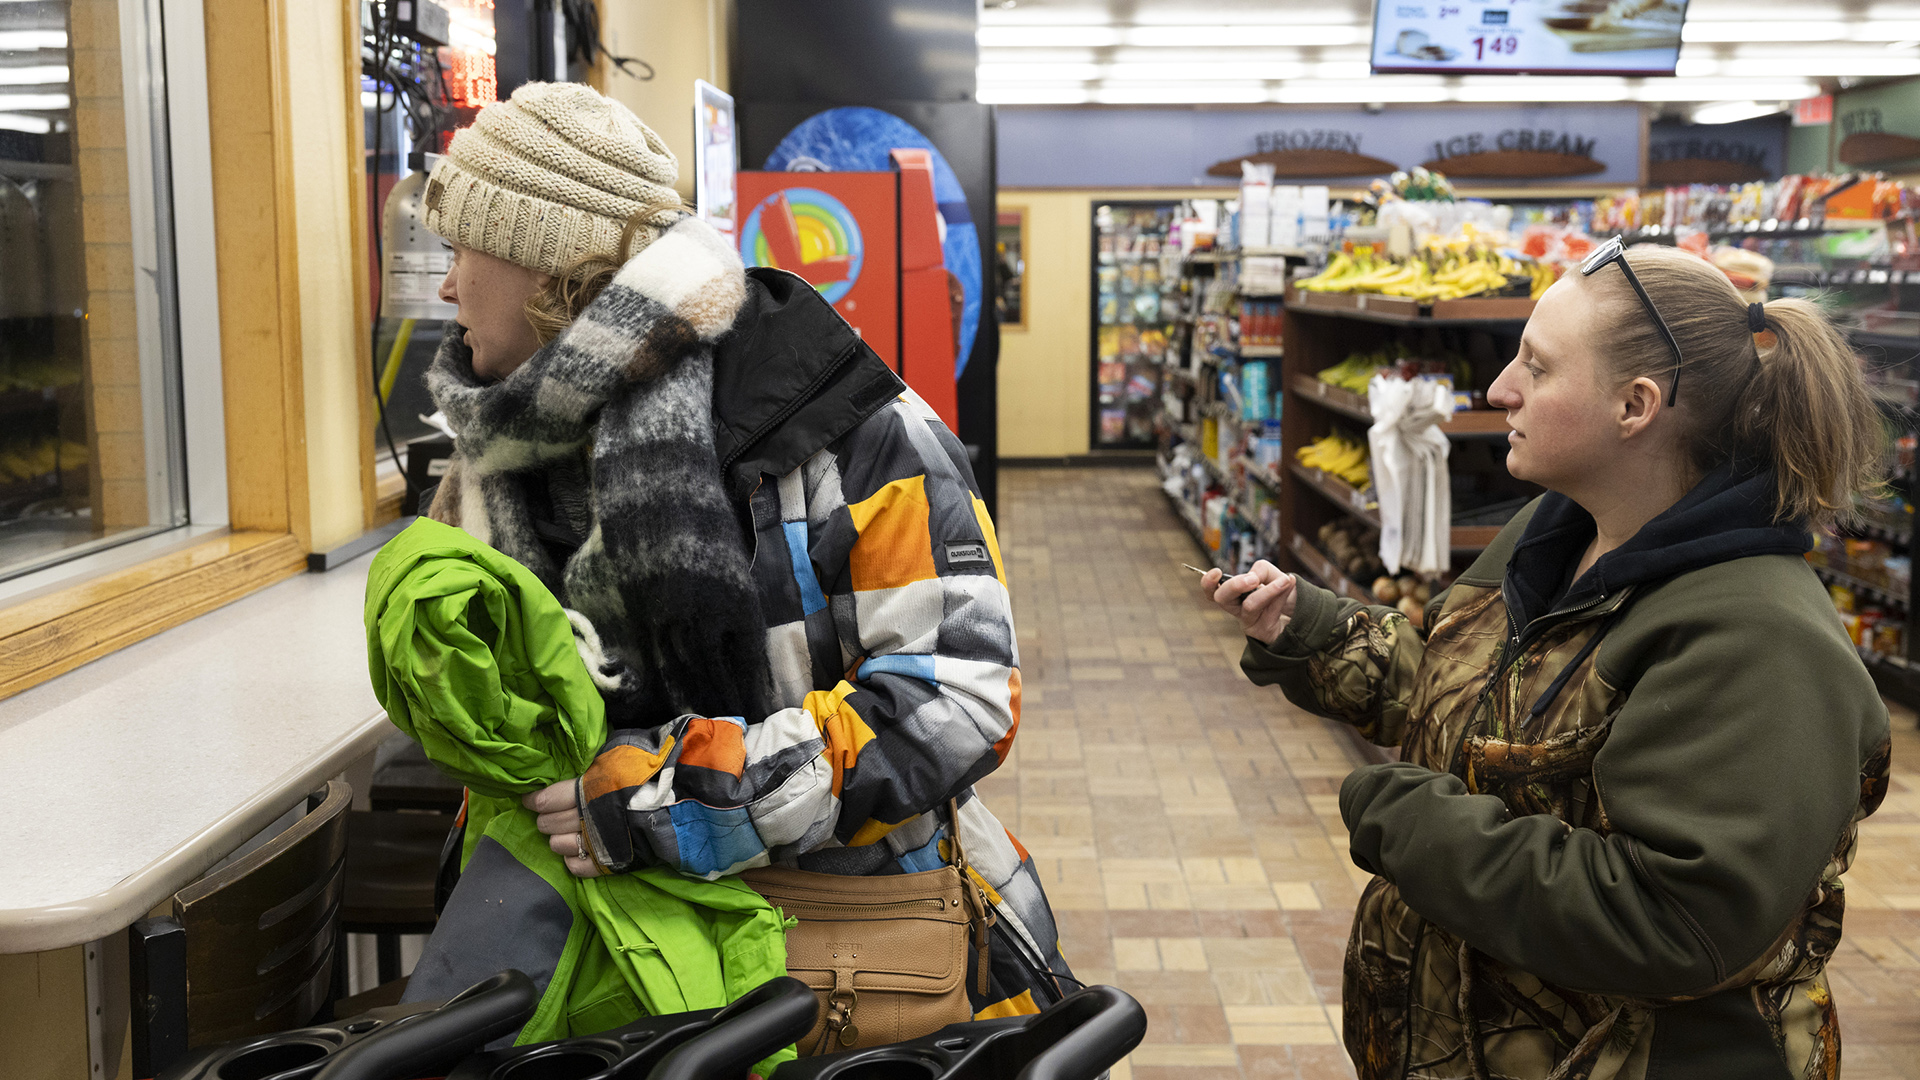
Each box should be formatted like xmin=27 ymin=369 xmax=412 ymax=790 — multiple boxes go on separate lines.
xmin=825 ymin=987 xmax=860 ymax=1048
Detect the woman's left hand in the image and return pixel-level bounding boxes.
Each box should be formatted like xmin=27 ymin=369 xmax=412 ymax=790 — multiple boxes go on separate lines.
xmin=524 ymin=780 xmax=602 ymax=877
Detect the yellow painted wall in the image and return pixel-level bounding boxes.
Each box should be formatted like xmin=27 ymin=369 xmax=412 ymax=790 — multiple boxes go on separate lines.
xmin=283 ymin=0 xmax=367 ymax=552
xmin=996 ymin=188 xmax=1218 ymax=459
xmin=599 ymin=0 xmax=732 ymax=203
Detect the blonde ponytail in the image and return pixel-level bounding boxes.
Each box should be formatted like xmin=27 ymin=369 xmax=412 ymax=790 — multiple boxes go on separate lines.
xmin=1589 ymin=245 xmax=1885 ymax=530
xmin=1737 ymin=298 xmax=1884 ymax=527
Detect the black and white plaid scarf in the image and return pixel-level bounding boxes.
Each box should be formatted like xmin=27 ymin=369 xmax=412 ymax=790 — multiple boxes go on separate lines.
xmin=424 ymin=214 xmax=774 ymax=728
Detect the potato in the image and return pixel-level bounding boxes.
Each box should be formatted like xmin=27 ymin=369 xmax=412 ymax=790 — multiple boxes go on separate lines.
xmin=1397 ymin=595 xmax=1424 ymax=628
xmin=1412 ymin=581 xmax=1432 ymax=605
xmin=1372 ymin=576 xmax=1401 ymax=603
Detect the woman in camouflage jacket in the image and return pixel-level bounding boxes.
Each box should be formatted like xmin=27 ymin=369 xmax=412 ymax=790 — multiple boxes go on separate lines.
xmin=1205 ymin=245 xmax=1890 ymax=1080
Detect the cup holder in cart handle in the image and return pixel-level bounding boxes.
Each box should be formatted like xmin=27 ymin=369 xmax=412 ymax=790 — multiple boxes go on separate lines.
xmin=642 ymin=977 xmax=819 ymax=1080
xmin=310 ymin=970 xmax=539 ymax=1080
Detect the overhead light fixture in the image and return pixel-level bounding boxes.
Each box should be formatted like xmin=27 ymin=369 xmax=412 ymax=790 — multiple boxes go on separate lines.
xmin=975 ymin=84 xmax=1091 ymax=105
xmin=1453 ymin=78 xmax=1630 ymax=102
xmin=0 ymin=30 xmax=65 ymax=50
xmin=1103 ymin=61 xmax=1305 ymax=81
xmin=1275 ymin=79 xmax=1446 ymax=104
xmin=0 ymin=92 xmax=67 ymax=110
xmin=1632 ymin=78 xmax=1819 ymax=102
xmin=1117 ymin=25 xmax=1365 ymax=47
xmin=976 ymin=62 xmax=1104 ymax=82
xmin=1680 ymin=56 xmax=1920 ymax=77
xmin=977 ymin=26 xmax=1119 ymax=48
xmin=1093 ymin=83 xmax=1267 ymax=104
xmin=0 ymin=64 xmax=66 ymax=85
xmin=1684 ymin=20 xmax=1848 ymax=42
xmin=0 ymin=111 xmax=51 ymax=134
xmin=1690 ymin=100 xmax=1784 ymax=124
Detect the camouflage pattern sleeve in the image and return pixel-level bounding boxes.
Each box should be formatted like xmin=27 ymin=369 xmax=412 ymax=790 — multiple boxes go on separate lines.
xmin=1237 ymin=576 xmax=1425 ymax=746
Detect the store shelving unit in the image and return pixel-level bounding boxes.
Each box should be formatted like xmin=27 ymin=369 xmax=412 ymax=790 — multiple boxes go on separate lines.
xmin=1093 ymin=201 xmax=1184 ymax=450
xmin=1273 ymin=297 xmax=1539 ymax=595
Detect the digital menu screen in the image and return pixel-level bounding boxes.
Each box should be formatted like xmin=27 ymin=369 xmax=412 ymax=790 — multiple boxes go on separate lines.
xmin=1371 ymin=0 xmax=1688 ymax=76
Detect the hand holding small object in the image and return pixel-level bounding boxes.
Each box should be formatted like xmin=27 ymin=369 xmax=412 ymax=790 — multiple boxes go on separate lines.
xmin=1196 ymin=559 xmax=1297 ymax=646
xmin=525 ymin=780 xmax=603 ymax=877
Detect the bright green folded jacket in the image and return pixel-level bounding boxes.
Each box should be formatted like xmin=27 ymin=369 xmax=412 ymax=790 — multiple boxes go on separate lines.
xmin=365 ymin=517 xmax=792 ymax=1068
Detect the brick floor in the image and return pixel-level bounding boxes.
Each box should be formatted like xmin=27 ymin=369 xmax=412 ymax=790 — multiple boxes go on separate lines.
xmin=989 ymin=465 xmax=1920 ymax=1079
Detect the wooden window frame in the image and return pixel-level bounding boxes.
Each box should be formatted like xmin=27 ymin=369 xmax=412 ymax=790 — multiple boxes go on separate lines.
xmin=0 ymin=0 xmax=375 ymax=702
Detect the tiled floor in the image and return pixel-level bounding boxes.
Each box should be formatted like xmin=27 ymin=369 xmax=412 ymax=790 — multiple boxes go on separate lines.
xmin=981 ymin=466 xmax=1920 ymax=1079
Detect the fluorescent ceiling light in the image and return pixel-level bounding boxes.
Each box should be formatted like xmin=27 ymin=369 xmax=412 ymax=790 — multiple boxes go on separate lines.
xmin=1684 ymin=20 xmax=1846 ymax=41
xmin=977 ymin=26 xmax=1119 ymax=47
xmin=1312 ymin=61 xmax=1374 ymax=79
xmin=977 ymin=62 xmax=1103 ymax=82
xmin=976 ymin=85 xmax=1091 ymax=104
xmin=1093 ymin=83 xmax=1267 ymax=104
xmin=1453 ymin=79 xmax=1629 ymax=102
xmin=0 ymin=30 xmax=65 ymax=49
xmin=1104 ymin=61 xmax=1305 ymax=81
xmin=0 ymin=92 xmax=67 ymax=110
xmin=979 ymin=24 xmax=1362 ymax=47
xmin=977 ymin=7 xmax=1108 ymax=26
xmin=1275 ymin=80 xmax=1447 ymax=104
xmin=1684 ymin=19 xmax=1920 ymax=41
xmin=0 ymin=64 xmax=65 ymax=84
xmin=0 ymin=111 xmax=50 ymax=134
xmin=1118 ymin=25 xmax=1365 ymax=47
xmin=1692 ymin=56 xmax=1920 ymax=77
xmin=1691 ymin=100 xmax=1785 ymax=124
xmin=1634 ymin=79 xmax=1820 ymax=101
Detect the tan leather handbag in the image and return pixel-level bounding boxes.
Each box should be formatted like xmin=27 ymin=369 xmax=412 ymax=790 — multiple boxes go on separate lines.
xmin=740 ymin=801 xmax=995 ymax=1055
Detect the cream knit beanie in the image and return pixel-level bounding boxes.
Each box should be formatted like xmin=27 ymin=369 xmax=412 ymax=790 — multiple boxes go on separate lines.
xmin=423 ymin=81 xmax=684 ymax=278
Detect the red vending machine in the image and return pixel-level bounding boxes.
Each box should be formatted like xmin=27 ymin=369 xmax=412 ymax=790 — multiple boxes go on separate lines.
xmin=737 ymin=153 xmax=960 ymax=429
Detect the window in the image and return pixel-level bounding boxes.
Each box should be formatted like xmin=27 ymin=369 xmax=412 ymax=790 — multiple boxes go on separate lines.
xmin=0 ymin=0 xmax=202 ymax=583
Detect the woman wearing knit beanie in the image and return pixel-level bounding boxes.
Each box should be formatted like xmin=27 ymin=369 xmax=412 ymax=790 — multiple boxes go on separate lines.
xmin=407 ymin=82 xmax=1076 ymax=1035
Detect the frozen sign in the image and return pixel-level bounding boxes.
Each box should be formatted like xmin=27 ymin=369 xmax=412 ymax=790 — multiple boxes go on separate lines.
xmin=1372 ymin=0 xmax=1690 ymax=76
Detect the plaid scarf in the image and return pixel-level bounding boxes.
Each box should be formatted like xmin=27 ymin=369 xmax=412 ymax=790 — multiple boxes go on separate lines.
xmin=424 ymin=214 xmax=774 ymax=728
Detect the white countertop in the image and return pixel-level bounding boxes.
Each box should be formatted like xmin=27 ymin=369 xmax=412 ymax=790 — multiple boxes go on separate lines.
xmin=0 ymin=550 xmax=391 ymax=953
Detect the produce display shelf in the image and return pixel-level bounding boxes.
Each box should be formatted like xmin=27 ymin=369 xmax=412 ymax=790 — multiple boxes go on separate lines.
xmin=1288 ymin=461 xmax=1502 ymax=551
xmin=1285 ymin=289 xmax=1534 ymax=326
xmin=1289 ymin=462 xmax=1380 ymax=528
xmin=1812 ymin=563 xmax=1910 ymax=613
xmin=1290 ymin=375 xmax=1512 ymax=435
xmin=1288 ymin=531 xmax=1378 ymax=607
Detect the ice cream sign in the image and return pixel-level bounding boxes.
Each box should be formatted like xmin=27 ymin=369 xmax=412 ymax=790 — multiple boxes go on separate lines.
xmin=1422 ymin=128 xmax=1605 ymax=178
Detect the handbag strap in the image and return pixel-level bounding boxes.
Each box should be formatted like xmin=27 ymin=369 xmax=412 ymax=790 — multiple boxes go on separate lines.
xmin=947 ymin=798 xmax=996 ymax=995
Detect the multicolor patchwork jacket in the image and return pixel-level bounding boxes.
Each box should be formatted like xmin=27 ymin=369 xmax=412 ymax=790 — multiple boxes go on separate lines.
xmin=550 ymin=267 xmax=1074 ymax=1020
xmin=1244 ymin=471 xmax=1890 ymax=1080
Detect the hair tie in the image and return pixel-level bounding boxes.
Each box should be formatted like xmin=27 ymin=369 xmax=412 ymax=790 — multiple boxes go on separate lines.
xmin=1748 ymin=302 xmax=1766 ymax=333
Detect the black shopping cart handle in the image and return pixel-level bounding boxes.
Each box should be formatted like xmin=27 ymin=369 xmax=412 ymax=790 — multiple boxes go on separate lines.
xmin=1014 ymin=985 xmax=1148 ymax=1080
xmin=311 ymin=970 xmax=538 ymax=1080
xmin=643 ymin=976 xmax=819 ymax=1080
xmin=769 ymin=983 xmax=1147 ymax=1080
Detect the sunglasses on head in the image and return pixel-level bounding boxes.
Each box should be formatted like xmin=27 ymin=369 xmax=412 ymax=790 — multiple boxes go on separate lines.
xmin=1580 ymin=235 xmax=1685 ymax=405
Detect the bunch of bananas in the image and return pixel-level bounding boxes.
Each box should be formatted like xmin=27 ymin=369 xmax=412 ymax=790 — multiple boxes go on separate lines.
xmin=0 ymin=438 xmax=85 ymax=483
xmin=1296 ymin=433 xmax=1369 ymax=489
xmin=1316 ymin=352 xmax=1389 ymax=394
xmin=1295 ymin=242 xmax=1548 ymax=303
